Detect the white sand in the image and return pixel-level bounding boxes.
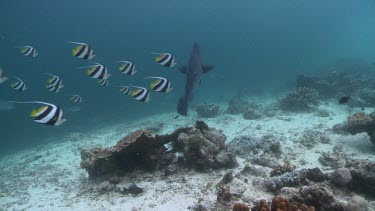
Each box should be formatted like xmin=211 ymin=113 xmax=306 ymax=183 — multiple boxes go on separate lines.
xmin=1 ymin=98 xmax=374 ymax=210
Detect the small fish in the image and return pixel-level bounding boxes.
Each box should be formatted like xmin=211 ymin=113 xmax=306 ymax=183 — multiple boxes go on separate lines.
xmin=98 ymin=78 xmax=109 ymax=86
xmin=80 ymin=63 xmax=111 ymax=80
xmin=8 ymin=101 xmax=66 ymax=126
xmin=70 ymin=94 xmax=83 ymax=103
xmin=153 ymin=53 xmax=176 ymax=67
xmin=10 ymin=76 xmax=27 ymax=92
xmin=17 ymin=46 xmax=38 ymax=58
xmin=69 ymin=41 xmax=95 ymax=60
xmin=339 ymin=96 xmax=351 ymax=104
xmin=130 ymin=86 xmax=151 ymax=102
xmin=45 ymin=73 xmax=64 ymax=93
xmin=0 ymin=68 xmax=8 ymax=84
xmin=361 ymin=107 xmax=365 ymax=111
xmin=119 ymin=85 xmax=130 ymax=95
xmin=117 ymin=61 xmax=137 ymax=75
xmin=174 ymin=115 xmax=179 ymax=119
xmin=145 ymin=77 xmax=172 ymax=93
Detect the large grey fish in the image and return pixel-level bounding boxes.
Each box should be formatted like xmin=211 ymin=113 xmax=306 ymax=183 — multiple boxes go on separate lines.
xmin=177 ymin=43 xmax=214 ymax=116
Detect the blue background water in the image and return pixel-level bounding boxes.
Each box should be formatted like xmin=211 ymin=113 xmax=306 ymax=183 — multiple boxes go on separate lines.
xmin=0 ymin=0 xmax=375 ymax=154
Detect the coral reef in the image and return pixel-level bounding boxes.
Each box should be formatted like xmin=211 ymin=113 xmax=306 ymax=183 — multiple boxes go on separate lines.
xmin=346 ymin=195 xmax=370 ymax=211
xmin=227 ymin=96 xmax=251 ymax=114
xmin=270 ymin=163 xmax=296 ymax=177
xmin=232 ymin=202 xmax=249 ymax=211
xmin=298 ymin=130 xmax=331 ymax=149
xmin=195 ymin=103 xmax=220 ymax=118
xmin=279 ymin=87 xmax=320 ymax=111
xmin=81 ymin=121 xmax=237 ymax=178
xmin=243 ymin=109 xmax=262 ymax=120
xmin=252 ymin=196 xmax=315 ymax=211
xmin=333 ymin=112 xmax=375 ymax=144
xmin=318 ymin=151 xmax=346 ymax=169
xmin=330 ymin=168 xmax=352 ymax=187
xmin=346 ymin=159 xmax=375 ymax=197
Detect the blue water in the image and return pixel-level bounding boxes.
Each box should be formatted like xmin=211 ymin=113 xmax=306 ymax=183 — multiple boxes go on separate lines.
xmin=1 ymin=0 xmax=375 ymax=154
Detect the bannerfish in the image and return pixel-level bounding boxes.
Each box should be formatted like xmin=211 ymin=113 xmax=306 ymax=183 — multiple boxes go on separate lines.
xmin=69 ymin=41 xmax=95 ymax=60
xmin=117 ymin=61 xmax=137 ymax=75
xmin=10 ymin=76 xmax=27 ymax=92
xmin=339 ymin=96 xmax=351 ymax=104
xmin=17 ymin=46 xmax=38 ymax=58
xmin=8 ymin=101 xmax=66 ymax=126
xmin=80 ymin=63 xmax=111 ymax=80
xmin=119 ymin=86 xmax=130 ymax=95
xmin=145 ymin=77 xmax=172 ymax=93
xmin=130 ymin=86 xmax=151 ymax=102
xmin=153 ymin=53 xmax=176 ymax=68
xmin=98 ymin=78 xmax=109 ymax=86
xmin=45 ymin=73 xmax=64 ymax=93
xmin=0 ymin=68 xmax=8 ymax=84
xmin=177 ymin=42 xmax=214 ymax=116
xmin=70 ymin=94 xmax=83 ymax=103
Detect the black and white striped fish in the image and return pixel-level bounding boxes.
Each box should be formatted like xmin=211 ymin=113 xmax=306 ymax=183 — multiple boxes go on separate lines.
xmin=154 ymin=53 xmax=176 ymax=67
xmin=117 ymin=61 xmax=137 ymax=75
xmin=70 ymin=95 xmax=83 ymax=103
xmin=8 ymin=101 xmax=66 ymax=126
xmin=119 ymin=86 xmax=130 ymax=95
xmin=81 ymin=63 xmax=111 ymax=80
xmin=146 ymin=77 xmax=172 ymax=93
xmin=45 ymin=73 xmax=64 ymax=93
xmin=130 ymin=86 xmax=151 ymax=102
xmin=69 ymin=41 xmax=95 ymax=60
xmin=98 ymin=78 xmax=109 ymax=86
xmin=0 ymin=68 xmax=8 ymax=84
xmin=10 ymin=76 xmax=27 ymax=92
xmin=17 ymin=46 xmax=38 ymax=58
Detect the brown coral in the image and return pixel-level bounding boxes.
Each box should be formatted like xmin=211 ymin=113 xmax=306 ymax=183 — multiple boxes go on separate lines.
xmin=347 ymin=112 xmax=373 ymax=126
xmin=232 ymin=203 xmax=250 ymax=211
xmin=254 ymin=196 xmax=315 ymax=211
xmin=336 ymin=112 xmax=375 ymax=145
xmin=270 ymin=163 xmax=296 ymax=177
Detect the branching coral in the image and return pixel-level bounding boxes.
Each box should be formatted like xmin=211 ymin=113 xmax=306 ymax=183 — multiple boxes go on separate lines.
xmin=279 ymin=87 xmax=320 ymax=111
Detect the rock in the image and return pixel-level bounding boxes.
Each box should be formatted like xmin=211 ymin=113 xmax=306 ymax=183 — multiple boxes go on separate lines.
xmin=318 ymin=151 xmax=346 ymax=168
xmin=108 ymin=177 xmax=122 ymax=184
xmin=124 ymin=184 xmax=144 ymax=196
xmin=164 ymin=165 xmax=178 ymax=176
xmin=284 ymin=184 xmax=345 ymax=210
xmin=242 ymin=109 xmax=261 ymax=120
xmin=306 ymin=168 xmax=327 ymax=182
xmin=299 ymin=130 xmax=330 ymax=149
xmin=331 ymin=168 xmax=352 ymax=186
xmin=219 ymin=171 xmax=234 ymax=184
xmin=316 ymin=109 xmax=330 ymax=117
xmin=97 ymin=181 xmax=114 ymax=194
xmin=240 ymin=164 xmax=267 ymax=177
xmin=346 ymin=195 xmax=369 ymax=211
xmin=227 ymin=96 xmax=250 ymax=114
xmin=214 ymin=152 xmax=237 ymax=168
xmin=195 ymin=104 xmax=220 ymax=118
xmin=346 ymin=159 xmax=375 ymax=197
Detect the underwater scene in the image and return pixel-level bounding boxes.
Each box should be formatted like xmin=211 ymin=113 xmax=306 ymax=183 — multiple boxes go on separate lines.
xmin=1 ymin=0 xmax=375 ymax=210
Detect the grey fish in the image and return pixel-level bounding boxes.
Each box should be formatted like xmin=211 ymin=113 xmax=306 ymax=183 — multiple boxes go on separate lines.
xmin=177 ymin=43 xmax=214 ymax=116
xmin=0 ymin=68 xmax=8 ymax=84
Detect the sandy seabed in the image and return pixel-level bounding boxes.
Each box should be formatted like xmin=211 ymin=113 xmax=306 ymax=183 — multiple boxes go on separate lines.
xmin=1 ymin=97 xmax=374 ymax=211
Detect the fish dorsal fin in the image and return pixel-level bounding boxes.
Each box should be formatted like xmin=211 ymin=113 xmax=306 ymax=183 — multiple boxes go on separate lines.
xmin=178 ymin=65 xmax=187 ymax=74
xmin=202 ymin=64 xmax=214 ymax=73
xmin=30 ymin=106 xmax=47 ymax=117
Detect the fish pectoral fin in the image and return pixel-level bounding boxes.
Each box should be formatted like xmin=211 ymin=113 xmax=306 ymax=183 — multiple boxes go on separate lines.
xmin=178 ymin=65 xmax=187 ymax=74
xmin=202 ymin=64 xmax=214 ymax=73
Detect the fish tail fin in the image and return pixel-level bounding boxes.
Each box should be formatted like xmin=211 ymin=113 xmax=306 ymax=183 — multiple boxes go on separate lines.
xmin=177 ymin=96 xmax=188 ymax=116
